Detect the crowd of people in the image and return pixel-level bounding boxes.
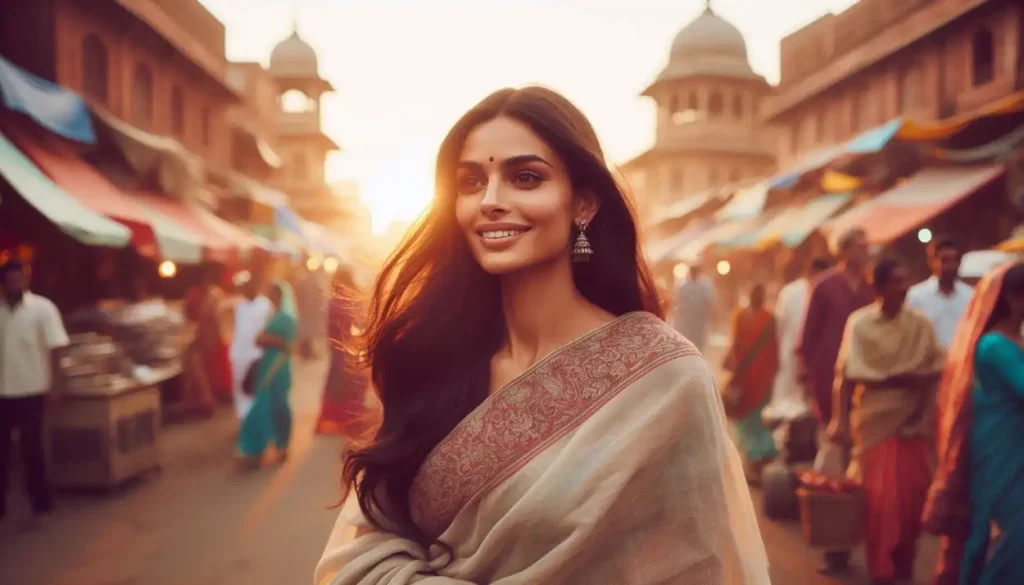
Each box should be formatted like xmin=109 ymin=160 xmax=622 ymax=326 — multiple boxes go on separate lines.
xmin=693 ymin=227 xmax=1024 ymax=585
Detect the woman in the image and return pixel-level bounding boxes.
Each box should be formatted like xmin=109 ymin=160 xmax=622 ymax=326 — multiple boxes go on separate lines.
xmin=923 ymin=262 xmax=1024 ymax=585
xmin=184 ymin=266 xmax=233 ymax=408
xmin=315 ymin=87 xmax=769 ymax=585
xmin=230 ymin=274 xmax=273 ymax=420
xmin=315 ymin=268 xmax=371 ymax=437
xmin=237 ymin=281 xmax=298 ymax=466
xmin=723 ymin=283 xmax=779 ymax=481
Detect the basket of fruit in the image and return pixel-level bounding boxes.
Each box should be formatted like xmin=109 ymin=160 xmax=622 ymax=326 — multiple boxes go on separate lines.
xmin=795 ymin=470 xmax=866 ymax=549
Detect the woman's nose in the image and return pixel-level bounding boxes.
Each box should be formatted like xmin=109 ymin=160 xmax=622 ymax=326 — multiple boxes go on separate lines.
xmin=479 ymin=181 xmax=508 ymax=215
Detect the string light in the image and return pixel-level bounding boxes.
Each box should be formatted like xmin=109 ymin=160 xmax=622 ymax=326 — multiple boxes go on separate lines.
xmin=716 ymin=260 xmax=731 ymax=276
xmin=158 ymin=261 xmax=177 ymax=278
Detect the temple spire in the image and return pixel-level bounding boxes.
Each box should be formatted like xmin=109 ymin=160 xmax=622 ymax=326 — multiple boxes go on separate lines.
xmin=705 ymin=0 xmax=713 ymax=13
xmin=291 ymin=10 xmax=300 ymax=36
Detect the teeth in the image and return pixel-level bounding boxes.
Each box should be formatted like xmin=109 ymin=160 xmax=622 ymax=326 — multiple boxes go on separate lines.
xmin=481 ymin=230 xmax=526 ymax=240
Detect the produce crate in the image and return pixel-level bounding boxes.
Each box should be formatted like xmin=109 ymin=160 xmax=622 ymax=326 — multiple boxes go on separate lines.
xmin=47 ymin=384 xmax=162 ymax=490
xmin=796 ymin=487 xmax=867 ymax=549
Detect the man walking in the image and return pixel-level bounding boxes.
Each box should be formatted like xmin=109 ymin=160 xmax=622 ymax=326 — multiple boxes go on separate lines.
xmin=672 ymin=263 xmax=713 ymax=353
xmin=0 ymin=260 xmax=69 ymax=521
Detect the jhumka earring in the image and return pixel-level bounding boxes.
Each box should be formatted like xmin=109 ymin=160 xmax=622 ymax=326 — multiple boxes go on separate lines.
xmin=572 ymin=218 xmax=594 ymax=263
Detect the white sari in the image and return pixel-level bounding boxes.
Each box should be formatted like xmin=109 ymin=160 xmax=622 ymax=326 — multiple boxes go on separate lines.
xmin=315 ymin=312 xmax=769 ymax=584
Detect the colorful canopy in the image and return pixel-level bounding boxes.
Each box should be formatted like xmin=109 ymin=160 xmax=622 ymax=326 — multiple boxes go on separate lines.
xmin=0 ymin=55 xmax=95 ymax=143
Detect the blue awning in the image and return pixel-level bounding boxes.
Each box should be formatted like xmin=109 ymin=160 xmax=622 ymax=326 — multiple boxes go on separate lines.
xmin=769 ymin=119 xmax=904 ymax=189
xmin=0 ymin=55 xmax=95 ymax=143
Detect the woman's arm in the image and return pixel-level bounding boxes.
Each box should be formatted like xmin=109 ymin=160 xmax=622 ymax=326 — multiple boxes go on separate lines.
xmin=256 ymin=332 xmax=288 ymax=349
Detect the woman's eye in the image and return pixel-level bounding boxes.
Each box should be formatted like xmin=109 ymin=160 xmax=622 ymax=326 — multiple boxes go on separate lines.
xmin=457 ymin=175 xmax=485 ymax=193
xmin=512 ymin=170 xmax=543 ymax=185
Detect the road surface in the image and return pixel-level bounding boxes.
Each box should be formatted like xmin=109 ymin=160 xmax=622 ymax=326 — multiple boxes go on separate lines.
xmin=0 ymin=346 xmax=937 ymax=585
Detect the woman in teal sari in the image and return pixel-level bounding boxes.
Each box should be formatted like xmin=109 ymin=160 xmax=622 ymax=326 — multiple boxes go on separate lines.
xmin=237 ymin=281 xmax=298 ymax=467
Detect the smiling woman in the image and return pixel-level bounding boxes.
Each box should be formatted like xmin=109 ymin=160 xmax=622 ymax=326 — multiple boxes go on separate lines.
xmin=316 ymin=86 xmax=769 ymax=585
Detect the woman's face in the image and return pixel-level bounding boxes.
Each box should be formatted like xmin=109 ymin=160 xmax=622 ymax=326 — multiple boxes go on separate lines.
xmin=454 ymin=116 xmax=595 ymax=275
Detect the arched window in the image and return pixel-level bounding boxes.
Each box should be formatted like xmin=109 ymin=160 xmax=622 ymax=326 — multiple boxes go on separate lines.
xmin=732 ymin=93 xmax=744 ymax=119
xmin=972 ymin=29 xmax=994 ymax=86
xmin=687 ymin=91 xmax=699 ymax=111
xmin=668 ymin=94 xmax=679 ymax=114
xmin=82 ymin=35 xmax=108 ymax=104
xmin=708 ymin=91 xmax=724 ymax=116
xmin=131 ymin=63 xmax=154 ymax=128
xmin=171 ymin=87 xmax=185 ymax=137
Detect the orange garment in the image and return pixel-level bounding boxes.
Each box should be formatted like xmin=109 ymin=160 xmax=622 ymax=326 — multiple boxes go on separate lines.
xmin=185 ymin=285 xmax=233 ymax=403
xmin=862 ymin=435 xmax=934 ymax=582
xmin=727 ymin=307 xmax=779 ymax=420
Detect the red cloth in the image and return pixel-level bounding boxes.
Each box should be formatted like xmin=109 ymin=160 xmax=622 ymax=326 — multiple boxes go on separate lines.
xmin=315 ymin=293 xmax=372 ymax=437
xmin=862 ymin=435 xmax=934 ymax=582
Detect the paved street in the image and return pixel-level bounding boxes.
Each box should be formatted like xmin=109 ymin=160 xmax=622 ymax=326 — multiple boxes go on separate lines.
xmin=0 ymin=345 xmax=937 ymax=585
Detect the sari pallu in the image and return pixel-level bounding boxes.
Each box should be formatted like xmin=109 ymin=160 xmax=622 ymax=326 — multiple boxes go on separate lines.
xmin=315 ymin=312 xmax=770 ymax=585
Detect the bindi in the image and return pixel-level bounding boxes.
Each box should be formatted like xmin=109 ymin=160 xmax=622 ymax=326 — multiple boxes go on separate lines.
xmin=488 ymin=156 xmax=494 ymax=163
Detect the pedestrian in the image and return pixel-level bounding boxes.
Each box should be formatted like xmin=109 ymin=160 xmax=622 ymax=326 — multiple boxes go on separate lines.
xmin=236 ymin=280 xmax=297 ymax=468
xmin=315 ymin=86 xmax=769 ymax=585
xmin=923 ymin=261 xmax=1024 ymax=585
xmin=722 ymin=282 xmax=779 ymax=484
xmin=672 ymin=263 xmax=713 ymax=352
xmin=229 ymin=273 xmax=273 ymax=421
xmin=315 ymin=268 xmax=371 ymax=438
xmin=0 ymin=260 xmax=69 ymax=521
xmin=829 ymin=257 xmax=945 ymax=585
xmin=183 ymin=265 xmax=231 ymax=415
xmin=765 ymin=256 xmax=831 ymax=423
xmin=906 ymin=237 xmax=973 ymax=349
xmin=794 ymin=226 xmax=875 ymax=574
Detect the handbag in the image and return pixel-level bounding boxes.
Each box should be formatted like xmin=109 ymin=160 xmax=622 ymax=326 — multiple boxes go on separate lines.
xmin=242 ymin=353 xmax=287 ymax=397
xmin=720 ymin=317 xmax=775 ymax=419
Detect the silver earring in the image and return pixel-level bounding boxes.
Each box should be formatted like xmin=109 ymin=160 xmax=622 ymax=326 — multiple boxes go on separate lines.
xmin=572 ymin=219 xmax=593 ymax=263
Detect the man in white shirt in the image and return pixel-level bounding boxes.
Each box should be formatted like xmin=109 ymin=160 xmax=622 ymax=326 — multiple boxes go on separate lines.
xmin=906 ymin=238 xmax=973 ymax=348
xmin=230 ymin=274 xmax=273 ymax=420
xmin=0 ymin=260 xmax=69 ymax=521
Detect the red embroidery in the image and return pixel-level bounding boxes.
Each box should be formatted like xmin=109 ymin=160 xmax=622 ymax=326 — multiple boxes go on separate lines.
xmin=410 ymin=312 xmax=698 ymax=537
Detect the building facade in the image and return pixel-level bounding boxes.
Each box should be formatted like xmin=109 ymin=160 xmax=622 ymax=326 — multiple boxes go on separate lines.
xmin=762 ymin=0 xmax=1024 ymax=168
xmin=0 ymin=0 xmax=239 ymax=171
xmin=623 ymin=4 xmax=775 ymax=224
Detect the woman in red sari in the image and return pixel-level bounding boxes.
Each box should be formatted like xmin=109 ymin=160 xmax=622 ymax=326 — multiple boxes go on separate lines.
xmin=184 ymin=266 xmax=233 ymax=410
xmin=723 ymin=283 xmax=779 ymax=482
xmin=316 ymin=268 xmax=371 ymax=437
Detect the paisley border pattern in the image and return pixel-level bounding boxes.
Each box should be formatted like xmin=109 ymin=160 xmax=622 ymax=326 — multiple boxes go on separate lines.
xmin=410 ymin=311 xmax=698 ymax=537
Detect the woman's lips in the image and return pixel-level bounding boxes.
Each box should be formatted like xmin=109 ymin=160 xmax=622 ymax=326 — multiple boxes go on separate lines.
xmin=476 ymin=227 xmax=531 ymax=250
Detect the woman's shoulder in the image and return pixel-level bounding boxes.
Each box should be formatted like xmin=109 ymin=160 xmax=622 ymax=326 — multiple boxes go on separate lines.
xmin=977 ymin=332 xmax=1019 ymax=357
xmin=621 ymin=310 xmax=702 ymax=354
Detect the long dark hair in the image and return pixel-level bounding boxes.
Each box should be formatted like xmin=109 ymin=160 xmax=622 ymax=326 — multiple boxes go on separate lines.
xmin=342 ymin=86 xmax=662 ymax=545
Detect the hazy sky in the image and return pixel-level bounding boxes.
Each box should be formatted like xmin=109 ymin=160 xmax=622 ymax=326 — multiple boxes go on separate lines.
xmin=199 ymin=0 xmax=858 ymax=231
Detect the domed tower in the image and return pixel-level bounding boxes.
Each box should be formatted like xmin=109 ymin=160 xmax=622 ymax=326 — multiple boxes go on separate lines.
xmin=624 ymin=1 xmax=774 ymax=223
xmin=268 ymin=21 xmax=341 ymax=221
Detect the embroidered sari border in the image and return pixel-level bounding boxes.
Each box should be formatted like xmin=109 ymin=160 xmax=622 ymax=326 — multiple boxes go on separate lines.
xmin=410 ymin=312 xmax=698 ymax=537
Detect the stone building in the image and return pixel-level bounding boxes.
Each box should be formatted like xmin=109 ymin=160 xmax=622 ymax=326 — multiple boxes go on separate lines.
xmin=622 ymin=2 xmax=775 ymax=224
xmin=0 ymin=0 xmax=239 ymax=173
xmin=762 ymin=0 xmax=1024 ymax=169
xmin=265 ymin=26 xmax=343 ymax=224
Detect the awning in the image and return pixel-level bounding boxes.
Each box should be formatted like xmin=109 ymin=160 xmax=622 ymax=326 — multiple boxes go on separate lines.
xmin=825 ymin=165 xmax=1005 ymax=244
xmin=720 ymin=193 xmax=851 ymax=251
xmin=0 ymin=55 xmax=95 ymax=143
xmin=897 ymin=92 xmax=1024 ymax=142
xmin=0 ymin=130 xmax=130 ymax=247
xmin=90 ymin=108 xmax=212 ymax=207
xmin=133 ymin=192 xmax=241 ymax=265
xmin=1 ymin=118 xmax=160 ymax=258
xmin=645 ymin=223 xmax=712 ymax=266
xmin=713 ymin=181 xmax=770 ymax=222
xmin=670 ymin=217 xmax=762 ymax=264
xmin=769 ymin=119 xmax=903 ymax=189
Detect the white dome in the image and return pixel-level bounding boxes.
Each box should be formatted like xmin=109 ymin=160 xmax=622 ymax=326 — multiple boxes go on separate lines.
xmin=270 ymin=32 xmax=318 ymax=77
xmin=658 ymin=7 xmax=755 ymax=81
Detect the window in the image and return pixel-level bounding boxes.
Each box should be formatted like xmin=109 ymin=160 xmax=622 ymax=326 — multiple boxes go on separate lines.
xmin=972 ymin=28 xmax=994 ymax=86
xmin=729 ymin=168 xmax=741 ymax=183
xmin=897 ymin=65 xmax=924 ymax=114
xmin=732 ymin=93 xmax=744 ymax=119
xmin=281 ymin=89 xmax=311 ymax=113
xmin=688 ymin=91 xmax=699 ymax=111
xmin=201 ymin=107 xmax=212 ymax=146
xmin=815 ymin=109 xmax=826 ymax=143
xmin=131 ymin=63 xmax=154 ymax=128
xmin=708 ymin=91 xmax=724 ymax=116
xmin=171 ymin=87 xmax=185 ymax=137
xmin=82 ymin=35 xmax=108 ymax=104
xmin=668 ymin=94 xmax=679 ymax=114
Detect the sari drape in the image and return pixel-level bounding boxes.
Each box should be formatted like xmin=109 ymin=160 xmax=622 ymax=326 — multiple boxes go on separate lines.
xmin=923 ymin=263 xmax=1014 ymax=585
xmin=238 ymin=281 xmax=298 ymax=459
xmin=315 ymin=312 xmax=770 ymax=585
xmin=316 ymin=294 xmax=370 ymax=437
